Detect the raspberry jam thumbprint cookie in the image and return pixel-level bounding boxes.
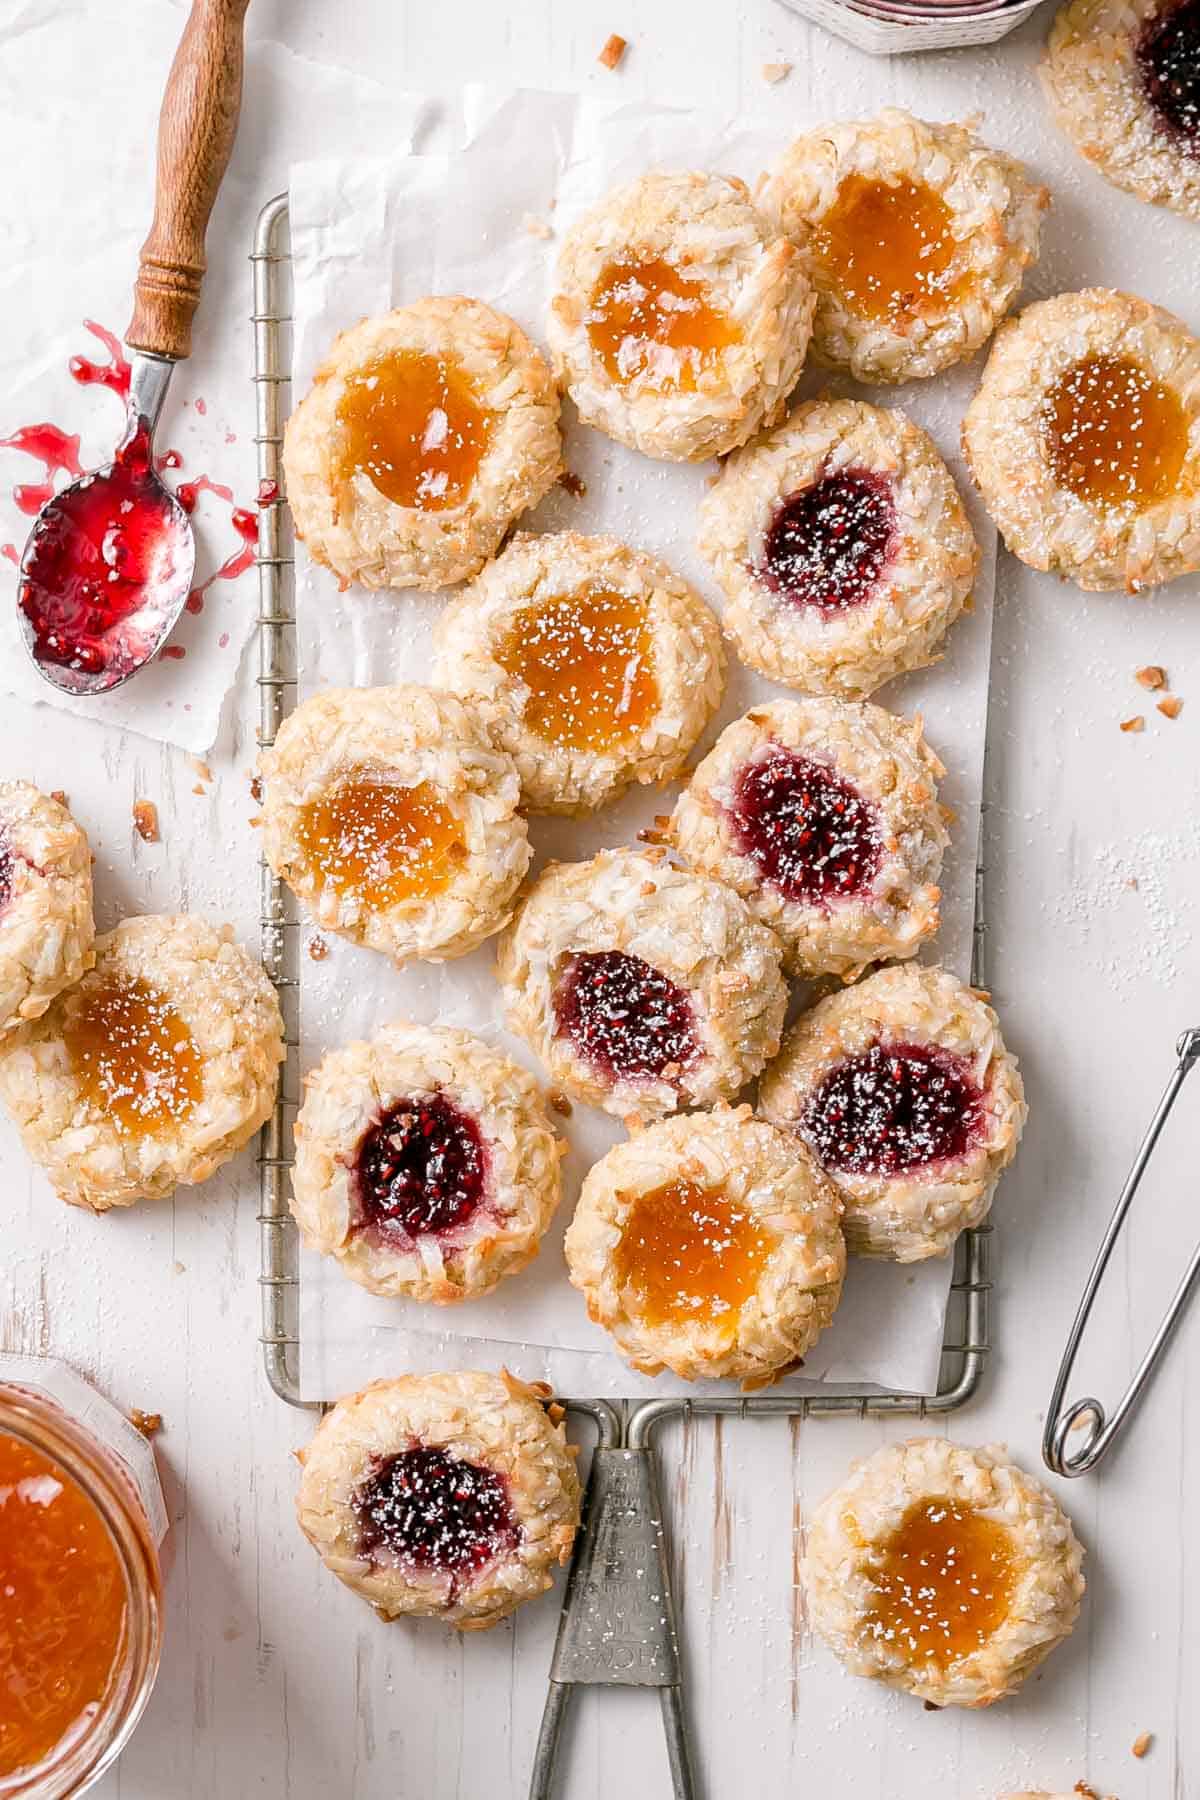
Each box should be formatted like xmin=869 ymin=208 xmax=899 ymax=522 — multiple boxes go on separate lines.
xmin=1043 ymin=0 xmax=1200 ymax=221
xmin=547 ymin=169 xmax=814 ymax=462
xmin=283 ymin=298 xmax=562 ymax=590
xmin=259 ymin=685 xmax=530 ymax=965
xmin=667 ymin=697 xmax=948 ymax=980
xmin=758 ymin=963 xmax=1026 ymax=1261
xmin=565 ymin=1107 xmax=845 ymax=1386
xmin=0 ymin=914 xmax=284 ymax=1211
xmin=295 ymin=1371 xmax=581 ymax=1630
xmin=698 ymin=399 xmax=979 ymax=700
xmin=805 ymin=1439 xmax=1085 ymax=1709
xmin=291 ymin=1023 xmax=563 ymax=1303
xmin=963 ymin=288 xmax=1200 ymax=591
xmin=496 ymin=848 xmax=787 ymax=1123
xmin=433 ymin=531 xmax=724 ymax=816
xmin=759 ymin=109 xmax=1049 ymax=385
xmin=0 ymin=782 xmax=94 ymax=1038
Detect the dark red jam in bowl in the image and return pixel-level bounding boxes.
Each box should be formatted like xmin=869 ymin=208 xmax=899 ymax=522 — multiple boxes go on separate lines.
xmin=353 ymin=1446 xmax=519 ymax=1582
xmin=354 ymin=1093 xmax=487 ymax=1242
xmin=759 ymin=468 xmax=897 ymax=613
xmin=554 ymin=949 xmax=698 ymax=1084
xmin=18 ymin=419 xmax=191 ymax=693
xmin=729 ymin=745 xmax=883 ymax=908
xmin=801 ymin=1041 xmax=984 ymax=1179
xmin=1137 ymin=0 xmax=1200 ymax=149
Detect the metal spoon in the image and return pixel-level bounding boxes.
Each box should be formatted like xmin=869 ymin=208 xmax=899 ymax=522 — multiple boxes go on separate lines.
xmin=16 ymin=0 xmax=250 ymax=696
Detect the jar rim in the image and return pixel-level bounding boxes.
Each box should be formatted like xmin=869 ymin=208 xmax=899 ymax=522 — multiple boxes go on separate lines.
xmin=0 ymin=1385 xmax=163 ymax=1799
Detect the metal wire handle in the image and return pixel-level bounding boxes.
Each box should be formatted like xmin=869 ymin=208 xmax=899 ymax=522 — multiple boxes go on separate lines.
xmin=1044 ymin=1025 xmax=1200 ymax=1478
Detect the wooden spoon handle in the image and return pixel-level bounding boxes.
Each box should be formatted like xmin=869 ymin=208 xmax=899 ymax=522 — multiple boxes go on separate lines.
xmin=127 ymin=0 xmax=251 ymax=362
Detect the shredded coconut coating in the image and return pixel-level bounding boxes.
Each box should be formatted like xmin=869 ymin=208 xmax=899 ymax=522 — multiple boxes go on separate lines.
xmin=292 ymin=1023 xmax=563 ymax=1303
xmin=0 ymin=914 xmax=284 ymax=1213
xmin=805 ymin=1438 xmax=1086 ymax=1708
xmin=758 ymin=963 xmax=1026 ymax=1261
xmin=433 ymin=531 xmax=725 ymax=815
xmin=0 ymin=782 xmax=94 ymax=1037
xmin=758 ymin=109 xmax=1049 ymax=384
xmin=283 ymin=298 xmax=562 ymax=590
xmin=667 ymin=698 xmax=947 ymax=979
xmin=259 ymin=685 xmax=530 ymax=964
xmin=962 ymin=287 xmax=1200 ymax=591
xmin=699 ymin=398 xmax=979 ymax=699
xmin=495 ymin=848 xmax=788 ymax=1122
xmin=295 ymin=1370 xmax=581 ymax=1630
xmin=1042 ymin=0 xmax=1200 ymax=220
xmin=547 ymin=169 xmax=815 ymax=462
xmin=564 ymin=1105 xmax=845 ymax=1385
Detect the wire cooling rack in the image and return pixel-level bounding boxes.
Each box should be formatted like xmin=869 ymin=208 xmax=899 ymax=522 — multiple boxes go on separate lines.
xmin=250 ymin=190 xmax=995 ymax=1798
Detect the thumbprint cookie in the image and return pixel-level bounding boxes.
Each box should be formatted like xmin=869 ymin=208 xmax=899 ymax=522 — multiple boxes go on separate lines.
xmin=667 ymin=698 xmax=947 ymax=980
xmin=963 ymin=288 xmax=1200 ymax=591
xmin=0 ymin=782 xmax=94 ymax=1037
xmin=758 ymin=963 xmax=1025 ymax=1261
xmin=698 ymin=398 xmax=979 ymax=700
xmin=0 ymin=914 xmax=284 ymax=1212
xmin=496 ymin=848 xmax=787 ymax=1123
xmin=805 ymin=1439 xmax=1085 ymax=1709
xmin=295 ymin=1370 xmax=581 ymax=1631
xmin=259 ymin=685 xmax=530 ymax=965
xmin=758 ymin=109 xmax=1049 ymax=385
xmin=433 ymin=531 xmax=725 ymax=815
xmin=291 ymin=1023 xmax=562 ymax=1304
xmin=547 ymin=169 xmax=814 ymax=462
xmin=283 ymin=298 xmax=562 ymax=591
xmin=564 ymin=1107 xmax=844 ymax=1386
xmin=1043 ymin=0 xmax=1200 ymax=221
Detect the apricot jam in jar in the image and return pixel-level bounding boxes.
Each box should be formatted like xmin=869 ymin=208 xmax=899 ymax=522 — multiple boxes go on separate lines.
xmin=0 ymin=1359 xmax=165 ymax=1798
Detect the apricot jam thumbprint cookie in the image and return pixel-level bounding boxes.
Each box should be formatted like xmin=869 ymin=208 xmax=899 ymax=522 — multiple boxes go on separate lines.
xmin=434 ymin=531 xmax=724 ymax=815
xmin=496 ymin=848 xmax=787 ymax=1123
xmin=699 ymin=398 xmax=979 ymax=700
xmin=1043 ymin=0 xmax=1200 ymax=221
xmin=0 ymin=782 xmax=94 ymax=1038
xmin=759 ymin=109 xmax=1049 ymax=385
xmin=565 ymin=1107 xmax=844 ymax=1386
xmin=259 ymin=685 xmax=530 ymax=965
xmin=548 ymin=169 xmax=814 ymax=462
xmin=292 ymin=1023 xmax=562 ymax=1304
xmin=805 ymin=1439 xmax=1085 ymax=1709
xmin=0 ymin=914 xmax=283 ymax=1211
xmin=963 ymin=288 xmax=1200 ymax=591
xmin=295 ymin=1371 xmax=580 ymax=1631
xmin=759 ymin=963 xmax=1026 ymax=1262
xmin=667 ymin=697 xmax=948 ymax=980
xmin=284 ymin=298 xmax=562 ymax=590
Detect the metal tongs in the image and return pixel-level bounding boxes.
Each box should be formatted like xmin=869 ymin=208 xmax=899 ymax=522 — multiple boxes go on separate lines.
xmin=1044 ymin=1026 xmax=1200 ymax=1477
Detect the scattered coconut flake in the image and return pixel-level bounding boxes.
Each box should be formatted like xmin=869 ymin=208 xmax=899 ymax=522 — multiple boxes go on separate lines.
xmin=1132 ymin=1731 xmax=1153 ymax=1758
xmin=598 ymin=32 xmax=628 ymax=69
xmin=130 ymin=1409 xmax=163 ymax=1439
xmin=1158 ymin=695 xmax=1183 ymax=719
xmin=49 ymin=789 xmax=68 ymax=808
xmin=523 ymin=213 xmax=553 ymax=241
xmin=1120 ymin=715 xmax=1145 ymax=733
xmin=762 ymin=61 xmax=792 ymax=82
xmin=308 ymin=935 xmax=329 ymax=962
xmin=133 ymin=799 xmax=160 ymax=842
xmin=1136 ymin=664 xmax=1166 ymax=690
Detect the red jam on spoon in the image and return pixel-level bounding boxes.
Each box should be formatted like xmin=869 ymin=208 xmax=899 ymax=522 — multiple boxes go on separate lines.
xmin=17 ymin=417 xmax=193 ymax=695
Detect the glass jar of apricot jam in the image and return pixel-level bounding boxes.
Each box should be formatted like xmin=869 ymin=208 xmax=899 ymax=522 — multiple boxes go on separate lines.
xmin=0 ymin=1358 xmax=166 ymax=1797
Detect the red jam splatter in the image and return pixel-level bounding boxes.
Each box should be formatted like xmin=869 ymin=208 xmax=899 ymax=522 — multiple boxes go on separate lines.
xmin=354 ymin=1446 xmax=519 ymax=1588
xmin=729 ymin=745 xmax=883 ymax=908
xmin=155 ymin=449 xmax=183 ymax=474
xmin=1 ymin=545 xmax=18 ymax=566
xmin=0 ymin=426 xmax=83 ymax=518
xmin=67 ymin=321 xmax=131 ymax=400
xmin=194 ymin=398 xmax=207 ymax=417
xmin=18 ymin=419 xmax=191 ymax=690
xmin=257 ymin=478 xmax=279 ymax=506
xmin=1138 ymin=0 xmax=1200 ymax=149
xmin=554 ymin=949 xmax=698 ymax=1085
xmin=802 ymin=1042 xmax=984 ymax=1179
xmin=760 ymin=468 xmax=897 ymax=612
xmin=354 ymin=1093 xmax=487 ymax=1242
xmin=179 ymin=486 xmax=257 ymax=616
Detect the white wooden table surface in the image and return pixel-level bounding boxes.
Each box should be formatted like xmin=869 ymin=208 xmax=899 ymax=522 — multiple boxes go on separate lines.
xmin=4 ymin=2 xmax=1200 ymax=1796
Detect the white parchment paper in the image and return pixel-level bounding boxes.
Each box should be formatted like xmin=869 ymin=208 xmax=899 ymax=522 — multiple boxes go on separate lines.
xmin=290 ymin=89 xmax=997 ymax=1403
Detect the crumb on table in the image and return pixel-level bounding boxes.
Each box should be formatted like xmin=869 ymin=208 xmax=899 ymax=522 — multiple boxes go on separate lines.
xmin=1136 ymin=664 xmax=1166 ymax=690
xmin=598 ymin=32 xmax=628 ymax=69
xmin=1158 ymin=695 xmax=1183 ymax=719
xmin=130 ymin=1409 xmax=163 ymax=1439
xmin=133 ymin=799 xmax=160 ymax=842
xmin=762 ymin=61 xmax=792 ymax=82
xmin=1119 ymin=715 xmax=1145 ymax=733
